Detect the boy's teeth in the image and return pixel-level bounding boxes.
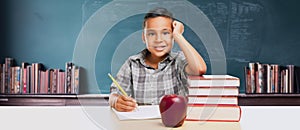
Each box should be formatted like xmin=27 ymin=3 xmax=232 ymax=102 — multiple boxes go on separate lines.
xmin=155 ymin=46 xmax=165 ymax=51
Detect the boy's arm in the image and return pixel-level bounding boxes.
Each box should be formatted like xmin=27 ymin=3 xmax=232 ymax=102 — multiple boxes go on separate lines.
xmin=109 ymin=59 xmax=137 ymax=112
xmin=173 ymin=21 xmax=207 ymax=75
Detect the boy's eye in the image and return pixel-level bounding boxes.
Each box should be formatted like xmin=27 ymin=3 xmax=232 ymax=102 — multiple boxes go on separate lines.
xmin=147 ymin=32 xmax=155 ymax=36
xmin=163 ymin=32 xmax=170 ymax=35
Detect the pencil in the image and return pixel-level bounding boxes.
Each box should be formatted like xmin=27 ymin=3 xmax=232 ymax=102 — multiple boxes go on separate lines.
xmin=108 ymin=73 xmax=128 ymax=96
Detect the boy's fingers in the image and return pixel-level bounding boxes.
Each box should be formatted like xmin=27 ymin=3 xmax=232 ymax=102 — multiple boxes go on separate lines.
xmin=116 ymin=103 xmax=136 ymax=112
xmin=115 ymin=97 xmax=137 ymax=112
xmin=172 ymin=21 xmax=177 ymax=28
xmin=118 ymin=96 xmax=137 ymax=107
xmin=120 ymin=95 xmax=136 ymax=102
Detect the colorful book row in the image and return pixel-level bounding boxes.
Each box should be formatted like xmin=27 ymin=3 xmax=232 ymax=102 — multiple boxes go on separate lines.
xmin=0 ymin=58 xmax=80 ymax=94
xmin=245 ymin=62 xmax=300 ymax=94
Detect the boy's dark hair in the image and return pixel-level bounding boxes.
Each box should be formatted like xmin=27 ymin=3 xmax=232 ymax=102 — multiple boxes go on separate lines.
xmin=143 ymin=7 xmax=174 ymax=28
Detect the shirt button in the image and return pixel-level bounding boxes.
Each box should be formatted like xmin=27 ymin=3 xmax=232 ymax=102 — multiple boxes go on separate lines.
xmin=151 ymin=101 xmax=155 ymax=105
xmin=152 ymin=74 xmax=156 ymax=78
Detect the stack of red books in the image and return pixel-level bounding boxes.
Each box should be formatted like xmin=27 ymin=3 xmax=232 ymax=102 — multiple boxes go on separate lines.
xmin=186 ymin=75 xmax=241 ymax=122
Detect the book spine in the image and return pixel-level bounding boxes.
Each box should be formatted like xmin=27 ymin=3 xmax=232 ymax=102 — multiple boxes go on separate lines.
xmin=20 ymin=63 xmax=23 ymax=94
xmin=34 ymin=63 xmax=41 ymax=94
xmin=26 ymin=65 xmax=31 ymax=94
xmin=249 ymin=63 xmax=256 ymax=93
xmin=65 ymin=62 xmax=73 ymax=94
xmin=271 ymin=65 xmax=279 ymax=93
xmin=71 ymin=65 xmax=80 ymax=94
xmin=15 ymin=67 xmax=20 ymax=94
xmin=45 ymin=70 xmax=50 ymax=94
xmin=57 ymin=70 xmax=61 ymax=94
xmin=294 ymin=66 xmax=300 ymax=93
xmin=0 ymin=64 xmax=3 ymax=93
xmin=245 ymin=66 xmax=251 ymax=93
xmin=285 ymin=69 xmax=289 ymax=93
xmin=256 ymin=63 xmax=262 ymax=93
xmin=23 ymin=68 xmax=27 ymax=94
xmin=281 ymin=69 xmax=288 ymax=93
xmin=5 ymin=58 xmax=14 ymax=94
xmin=39 ymin=70 xmax=44 ymax=94
xmin=10 ymin=67 xmax=15 ymax=94
xmin=287 ymin=65 xmax=294 ymax=93
xmin=20 ymin=62 xmax=28 ymax=94
xmin=71 ymin=66 xmax=75 ymax=94
xmin=278 ymin=66 xmax=284 ymax=93
xmin=74 ymin=66 xmax=80 ymax=94
xmin=59 ymin=71 xmax=65 ymax=94
xmin=2 ymin=64 xmax=5 ymax=93
xmin=265 ymin=64 xmax=271 ymax=93
xmin=30 ymin=63 xmax=35 ymax=94
xmin=52 ymin=69 xmax=59 ymax=94
xmin=49 ymin=69 xmax=54 ymax=94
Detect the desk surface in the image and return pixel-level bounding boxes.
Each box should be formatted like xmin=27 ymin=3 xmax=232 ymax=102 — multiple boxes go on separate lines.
xmin=0 ymin=106 xmax=300 ymax=130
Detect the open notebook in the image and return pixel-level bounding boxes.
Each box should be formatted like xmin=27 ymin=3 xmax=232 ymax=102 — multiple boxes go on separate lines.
xmin=112 ymin=105 xmax=161 ymax=120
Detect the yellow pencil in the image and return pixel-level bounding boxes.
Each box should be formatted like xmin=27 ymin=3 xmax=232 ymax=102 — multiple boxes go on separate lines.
xmin=108 ymin=73 xmax=128 ymax=96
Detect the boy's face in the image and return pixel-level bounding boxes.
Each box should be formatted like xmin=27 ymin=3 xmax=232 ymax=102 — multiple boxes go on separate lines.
xmin=142 ymin=16 xmax=174 ymax=58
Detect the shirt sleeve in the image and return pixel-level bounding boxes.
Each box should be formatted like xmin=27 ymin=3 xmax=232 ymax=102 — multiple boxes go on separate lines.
xmin=110 ymin=59 xmax=133 ymax=96
xmin=176 ymin=51 xmax=189 ymax=96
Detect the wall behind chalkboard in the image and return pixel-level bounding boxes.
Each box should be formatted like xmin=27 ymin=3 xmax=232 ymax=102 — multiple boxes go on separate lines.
xmin=1 ymin=0 xmax=300 ymax=94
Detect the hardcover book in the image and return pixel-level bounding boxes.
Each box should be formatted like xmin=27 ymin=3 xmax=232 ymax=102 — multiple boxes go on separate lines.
xmin=188 ymin=75 xmax=240 ymax=87
xmin=188 ymin=87 xmax=239 ymax=96
xmin=188 ymin=96 xmax=238 ymax=105
xmin=186 ymin=104 xmax=241 ymax=122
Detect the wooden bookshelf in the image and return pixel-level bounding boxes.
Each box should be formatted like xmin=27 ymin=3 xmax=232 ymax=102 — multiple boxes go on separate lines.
xmin=0 ymin=94 xmax=109 ymax=106
xmin=238 ymin=93 xmax=300 ymax=106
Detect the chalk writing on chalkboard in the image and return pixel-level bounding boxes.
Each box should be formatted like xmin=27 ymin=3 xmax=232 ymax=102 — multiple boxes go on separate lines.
xmin=192 ymin=0 xmax=265 ymax=61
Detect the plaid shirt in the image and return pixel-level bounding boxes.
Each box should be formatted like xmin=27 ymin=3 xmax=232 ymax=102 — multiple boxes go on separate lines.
xmin=110 ymin=49 xmax=189 ymax=105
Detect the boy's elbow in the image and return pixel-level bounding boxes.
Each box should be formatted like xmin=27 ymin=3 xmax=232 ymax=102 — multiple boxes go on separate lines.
xmin=186 ymin=66 xmax=206 ymax=76
xmin=199 ymin=68 xmax=206 ymax=75
xmin=197 ymin=67 xmax=206 ymax=75
xmin=196 ymin=64 xmax=207 ymax=75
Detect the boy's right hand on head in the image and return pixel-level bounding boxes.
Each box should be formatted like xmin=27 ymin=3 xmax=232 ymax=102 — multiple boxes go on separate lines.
xmin=114 ymin=95 xmax=137 ymax=112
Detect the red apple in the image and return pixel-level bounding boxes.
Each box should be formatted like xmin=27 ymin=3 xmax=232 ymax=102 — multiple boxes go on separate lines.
xmin=159 ymin=94 xmax=188 ymax=127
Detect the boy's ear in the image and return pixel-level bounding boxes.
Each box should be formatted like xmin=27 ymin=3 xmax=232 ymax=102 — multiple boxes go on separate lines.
xmin=142 ymin=31 xmax=146 ymax=43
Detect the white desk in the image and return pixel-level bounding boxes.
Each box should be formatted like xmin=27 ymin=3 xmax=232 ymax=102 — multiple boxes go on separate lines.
xmin=0 ymin=106 xmax=299 ymax=130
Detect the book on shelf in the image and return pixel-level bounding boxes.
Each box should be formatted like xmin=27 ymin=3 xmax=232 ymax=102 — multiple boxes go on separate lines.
xmin=186 ymin=104 xmax=241 ymax=122
xmin=4 ymin=58 xmax=14 ymax=94
xmin=57 ymin=70 xmax=65 ymax=94
xmin=295 ymin=67 xmax=300 ymax=93
xmin=71 ymin=66 xmax=80 ymax=94
xmin=10 ymin=66 xmax=21 ymax=94
xmin=65 ymin=62 xmax=73 ymax=94
xmin=188 ymin=75 xmax=240 ymax=87
xmin=21 ymin=62 xmax=29 ymax=94
xmin=0 ymin=57 xmax=81 ymax=95
xmin=26 ymin=65 xmax=31 ymax=93
xmin=0 ymin=64 xmax=3 ymax=93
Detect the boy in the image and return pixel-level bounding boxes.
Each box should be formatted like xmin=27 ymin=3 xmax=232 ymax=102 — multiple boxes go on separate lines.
xmin=109 ymin=7 xmax=207 ymax=112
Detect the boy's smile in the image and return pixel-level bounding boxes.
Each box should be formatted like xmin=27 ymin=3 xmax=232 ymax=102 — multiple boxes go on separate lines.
xmin=142 ymin=16 xmax=174 ymax=62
